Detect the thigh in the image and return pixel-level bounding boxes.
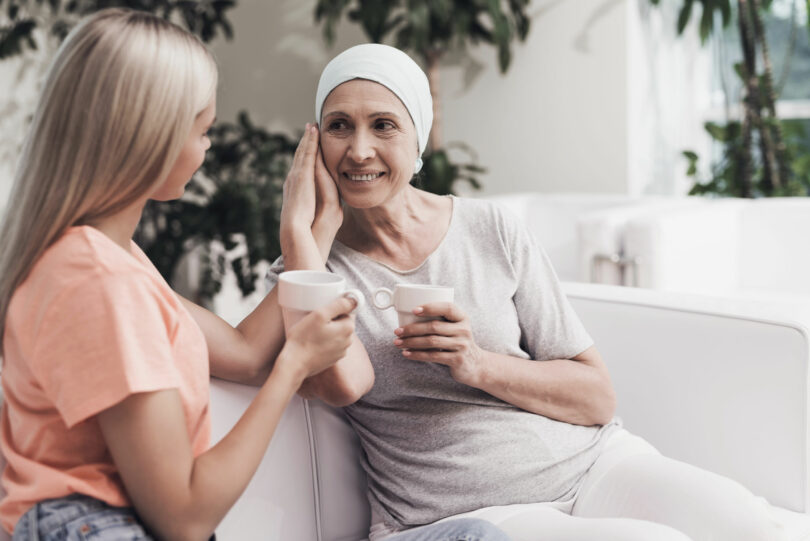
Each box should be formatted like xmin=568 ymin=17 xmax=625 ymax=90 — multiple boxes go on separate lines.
xmin=386 ymin=518 xmax=511 ymax=541
xmin=573 ymin=452 xmax=787 ymax=541
xmin=476 ymin=505 xmax=690 ymax=541
xmin=13 ymin=495 xmax=153 ymax=541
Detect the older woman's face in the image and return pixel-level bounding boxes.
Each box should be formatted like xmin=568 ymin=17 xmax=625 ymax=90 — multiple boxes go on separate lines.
xmin=320 ymin=79 xmax=419 ymax=209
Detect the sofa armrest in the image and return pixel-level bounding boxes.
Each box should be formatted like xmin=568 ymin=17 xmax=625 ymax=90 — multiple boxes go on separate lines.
xmin=563 ymin=281 xmax=810 ymax=513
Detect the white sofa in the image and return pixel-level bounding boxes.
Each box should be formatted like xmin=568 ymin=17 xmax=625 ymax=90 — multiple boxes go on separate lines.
xmin=619 ymin=197 xmax=810 ymax=298
xmin=2 ymin=283 xmax=810 ymax=540
xmin=207 ymin=282 xmax=810 ymax=540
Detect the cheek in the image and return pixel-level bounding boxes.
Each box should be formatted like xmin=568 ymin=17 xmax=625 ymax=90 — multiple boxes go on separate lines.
xmin=320 ymin=140 xmax=342 ymax=173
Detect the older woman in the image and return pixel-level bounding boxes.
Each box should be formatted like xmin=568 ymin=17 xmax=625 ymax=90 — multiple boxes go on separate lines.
xmin=270 ymin=44 xmax=786 ymax=541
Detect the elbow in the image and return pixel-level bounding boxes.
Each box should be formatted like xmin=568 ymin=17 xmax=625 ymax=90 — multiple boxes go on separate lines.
xmin=589 ymin=380 xmax=617 ymax=426
xmin=320 ymin=369 xmax=374 ymax=407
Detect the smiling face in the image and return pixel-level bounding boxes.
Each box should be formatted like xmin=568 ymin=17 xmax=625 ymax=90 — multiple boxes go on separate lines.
xmin=151 ymin=99 xmax=216 ymax=201
xmin=320 ymin=79 xmax=419 ymax=209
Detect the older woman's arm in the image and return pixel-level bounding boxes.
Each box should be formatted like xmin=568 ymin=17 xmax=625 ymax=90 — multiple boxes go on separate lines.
xmin=278 ymin=125 xmax=374 ymax=406
xmin=394 ymin=303 xmax=616 ymax=426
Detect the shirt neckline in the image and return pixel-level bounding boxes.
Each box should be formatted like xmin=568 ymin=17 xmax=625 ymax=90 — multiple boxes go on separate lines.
xmin=332 ymin=195 xmax=458 ymax=275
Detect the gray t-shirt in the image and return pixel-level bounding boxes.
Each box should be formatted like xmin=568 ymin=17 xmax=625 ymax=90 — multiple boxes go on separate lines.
xmin=267 ymin=196 xmax=617 ymax=530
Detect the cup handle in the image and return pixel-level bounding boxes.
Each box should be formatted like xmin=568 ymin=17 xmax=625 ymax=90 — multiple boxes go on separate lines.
xmin=342 ymin=289 xmax=365 ymax=312
xmin=372 ymin=287 xmax=394 ymax=310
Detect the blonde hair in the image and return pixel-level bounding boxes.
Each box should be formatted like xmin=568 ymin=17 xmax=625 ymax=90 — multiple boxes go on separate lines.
xmin=0 ymin=8 xmax=217 ymax=348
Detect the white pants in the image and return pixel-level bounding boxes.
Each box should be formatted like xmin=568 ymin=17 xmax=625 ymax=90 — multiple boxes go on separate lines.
xmin=372 ymin=429 xmax=787 ymax=541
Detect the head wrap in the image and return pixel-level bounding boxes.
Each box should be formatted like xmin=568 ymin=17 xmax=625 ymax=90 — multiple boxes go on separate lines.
xmin=315 ymin=43 xmax=433 ymax=174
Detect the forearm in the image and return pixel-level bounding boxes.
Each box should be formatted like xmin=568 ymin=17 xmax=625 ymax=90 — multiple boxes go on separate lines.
xmin=181 ymin=293 xmax=284 ymax=386
xmin=281 ymin=222 xmax=328 ymax=271
xmin=297 ymin=336 xmax=374 ymax=406
xmin=473 ymin=351 xmax=616 ymax=426
xmin=100 ymin=359 xmax=307 ymax=541
xmin=175 ymin=362 xmax=304 ymax=539
xmin=312 ymin=216 xmax=339 ymax=263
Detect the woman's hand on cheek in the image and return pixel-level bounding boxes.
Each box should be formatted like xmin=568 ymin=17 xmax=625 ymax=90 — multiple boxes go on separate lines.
xmin=393 ymin=302 xmax=485 ymax=388
xmin=280 ymin=124 xmax=319 ymax=236
xmin=312 ymin=142 xmax=343 ymax=256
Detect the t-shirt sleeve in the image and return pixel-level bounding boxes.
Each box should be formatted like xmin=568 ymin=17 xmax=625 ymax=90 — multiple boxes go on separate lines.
xmin=498 ymin=206 xmax=594 ymax=361
xmin=264 ymin=255 xmax=285 ymax=292
xmin=30 ymin=271 xmax=184 ymax=428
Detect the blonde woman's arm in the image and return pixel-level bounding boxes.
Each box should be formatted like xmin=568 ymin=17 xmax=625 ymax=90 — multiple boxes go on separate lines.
xmin=97 ymin=298 xmax=355 ymax=541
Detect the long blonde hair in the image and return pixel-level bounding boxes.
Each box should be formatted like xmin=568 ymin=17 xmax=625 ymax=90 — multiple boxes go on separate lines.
xmin=0 ymin=8 xmax=217 ymax=348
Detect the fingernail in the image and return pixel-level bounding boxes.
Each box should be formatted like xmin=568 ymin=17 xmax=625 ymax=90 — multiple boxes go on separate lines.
xmin=394 ymin=328 xmax=403 ymax=335
xmin=414 ymin=307 xmax=424 ymax=314
xmin=402 ymin=349 xmax=411 ymax=356
xmin=393 ymin=339 xmax=403 ymax=346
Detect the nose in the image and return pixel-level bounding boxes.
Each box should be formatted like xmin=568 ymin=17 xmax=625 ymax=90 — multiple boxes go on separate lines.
xmin=347 ymin=128 xmax=375 ymax=163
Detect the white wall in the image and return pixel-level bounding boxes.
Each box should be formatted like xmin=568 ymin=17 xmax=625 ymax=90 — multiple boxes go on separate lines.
xmin=442 ymin=0 xmax=629 ymax=195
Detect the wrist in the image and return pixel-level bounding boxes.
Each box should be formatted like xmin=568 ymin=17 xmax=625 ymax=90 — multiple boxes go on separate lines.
xmin=467 ymin=347 xmax=491 ymax=389
xmin=280 ymin=222 xmax=315 ymax=255
xmin=270 ymin=344 xmax=308 ymax=391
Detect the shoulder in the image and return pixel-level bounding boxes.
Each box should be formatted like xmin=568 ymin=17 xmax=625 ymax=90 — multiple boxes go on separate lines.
xmin=451 ymin=195 xmax=526 ymax=241
xmin=9 ymin=227 xmax=179 ymax=344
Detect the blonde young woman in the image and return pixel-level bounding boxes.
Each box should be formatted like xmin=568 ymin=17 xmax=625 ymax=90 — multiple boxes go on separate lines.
xmin=0 ymin=9 xmax=361 ymax=540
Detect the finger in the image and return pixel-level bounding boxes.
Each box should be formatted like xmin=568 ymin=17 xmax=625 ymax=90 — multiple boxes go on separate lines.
xmin=317 ymin=295 xmax=358 ymax=321
xmin=394 ymin=335 xmax=459 ymax=351
xmin=395 ymin=319 xmax=459 ymax=338
xmin=401 ymin=349 xmax=457 ymax=365
xmin=291 ymin=123 xmax=312 ymax=168
xmin=299 ymin=124 xmax=319 ymax=172
xmin=413 ymin=302 xmax=465 ymax=323
xmin=314 ymin=146 xmax=334 ymax=184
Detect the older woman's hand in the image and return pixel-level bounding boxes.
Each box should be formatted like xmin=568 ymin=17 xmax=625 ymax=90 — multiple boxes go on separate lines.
xmin=280 ymin=124 xmax=320 ymax=235
xmin=393 ymin=303 xmax=485 ymax=387
xmin=312 ymin=142 xmax=343 ymax=260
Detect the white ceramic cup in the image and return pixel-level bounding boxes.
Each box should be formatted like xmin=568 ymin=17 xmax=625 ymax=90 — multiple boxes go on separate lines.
xmin=278 ymin=270 xmax=364 ymax=331
xmin=372 ymin=284 xmax=454 ymax=327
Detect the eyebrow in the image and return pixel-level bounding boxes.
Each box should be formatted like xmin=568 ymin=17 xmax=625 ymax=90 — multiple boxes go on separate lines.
xmin=323 ymin=111 xmax=402 ymax=121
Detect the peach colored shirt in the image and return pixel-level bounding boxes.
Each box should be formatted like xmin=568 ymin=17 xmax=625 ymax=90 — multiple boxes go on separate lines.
xmin=0 ymin=226 xmax=210 ymax=533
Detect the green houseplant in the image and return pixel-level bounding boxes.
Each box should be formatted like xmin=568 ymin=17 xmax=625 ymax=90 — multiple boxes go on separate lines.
xmin=314 ymin=0 xmax=532 ymax=195
xmin=1 ymin=0 xmax=299 ymax=302
xmin=651 ymin=0 xmax=810 ymax=197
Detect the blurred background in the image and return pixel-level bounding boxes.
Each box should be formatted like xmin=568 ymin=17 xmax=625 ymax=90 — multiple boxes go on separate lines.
xmin=2 ymin=0 xmax=810 ymax=320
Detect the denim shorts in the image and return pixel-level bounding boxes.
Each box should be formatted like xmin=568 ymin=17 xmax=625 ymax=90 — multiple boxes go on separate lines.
xmin=12 ymin=494 xmax=153 ymax=541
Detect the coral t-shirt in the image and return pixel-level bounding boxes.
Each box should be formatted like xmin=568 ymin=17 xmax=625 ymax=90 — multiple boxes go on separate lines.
xmin=0 ymin=226 xmax=211 ymax=533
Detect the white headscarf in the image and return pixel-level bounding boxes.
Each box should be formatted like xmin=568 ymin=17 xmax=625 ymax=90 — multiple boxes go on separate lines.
xmin=315 ymin=43 xmax=433 ymax=174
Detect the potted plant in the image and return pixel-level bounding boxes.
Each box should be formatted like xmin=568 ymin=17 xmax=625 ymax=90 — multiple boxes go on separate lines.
xmin=652 ymin=0 xmax=810 ymax=197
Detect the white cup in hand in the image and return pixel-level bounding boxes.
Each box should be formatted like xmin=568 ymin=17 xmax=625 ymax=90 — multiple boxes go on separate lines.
xmin=278 ymin=270 xmax=364 ymax=332
xmin=372 ymin=284 xmax=454 ymax=327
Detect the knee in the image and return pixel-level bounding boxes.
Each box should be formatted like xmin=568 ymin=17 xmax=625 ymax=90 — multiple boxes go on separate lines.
xmin=446 ymin=518 xmax=511 ymax=541
xmin=709 ymin=502 xmax=787 ymax=541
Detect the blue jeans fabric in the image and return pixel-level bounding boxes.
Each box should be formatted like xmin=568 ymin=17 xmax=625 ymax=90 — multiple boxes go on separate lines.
xmin=12 ymin=495 xmax=153 ymax=541
xmin=386 ymin=518 xmax=512 ymax=541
